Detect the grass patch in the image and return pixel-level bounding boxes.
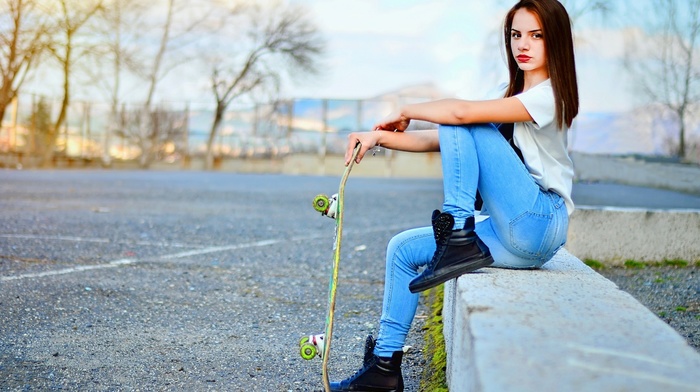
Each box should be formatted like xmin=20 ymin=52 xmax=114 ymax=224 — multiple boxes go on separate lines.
xmin=624 ymin=260 xmax=646 ymax=269
xmin=627 ymin=259 xmax=694 ymax=268
xmin=420 ymin=285 xmax=449 ymax=392
xmin=583 ymin=259 xmax=605 ymax=270
xmin=583 ymin=259 xmax=698 ymax=269
xmin=663 ymin=259 xmax=689 ymax=267
xmin=675 ymin=306 xmax=687 ymax=312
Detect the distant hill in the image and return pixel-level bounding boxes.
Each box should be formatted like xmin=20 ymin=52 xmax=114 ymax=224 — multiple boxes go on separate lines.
xmin=570 ymin=105 xmax=700 ymax=158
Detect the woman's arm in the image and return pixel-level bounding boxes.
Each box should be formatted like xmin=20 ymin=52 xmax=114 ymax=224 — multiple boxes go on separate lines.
xmin=345 ymin=96 xmax=532 ymax=164
xmin=344 ymin=130 xmax=439 ymax=165
xmin=375 ymin=97 xmax=533 ymax=132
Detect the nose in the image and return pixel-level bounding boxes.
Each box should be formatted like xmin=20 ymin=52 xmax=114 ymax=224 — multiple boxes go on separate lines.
xmin=518 ymin=37 xmax=530 ymax=52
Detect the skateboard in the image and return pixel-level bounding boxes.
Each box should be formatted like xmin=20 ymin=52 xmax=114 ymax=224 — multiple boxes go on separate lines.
xmin=299 ymin=143 xmax=361 ymax=392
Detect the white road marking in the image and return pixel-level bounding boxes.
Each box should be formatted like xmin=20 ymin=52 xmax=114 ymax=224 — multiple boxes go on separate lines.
xmin=1 ymin=239 xmax=282 ymax=282
xmin=0 ymin=234 xmax=204 ymax=248
xmin=1 ymin=234 xmax=110 ymax=243
xmin=0 ymin=224 xmax=416 ymax=282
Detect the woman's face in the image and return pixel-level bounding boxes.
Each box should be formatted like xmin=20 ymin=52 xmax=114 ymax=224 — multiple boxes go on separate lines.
xmin=510 ymin=8 xmax=548 ymax=79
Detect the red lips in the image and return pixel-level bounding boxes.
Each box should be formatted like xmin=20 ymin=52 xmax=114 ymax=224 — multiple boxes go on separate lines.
xmin=516 ymin=55 xmax=531 ymax=62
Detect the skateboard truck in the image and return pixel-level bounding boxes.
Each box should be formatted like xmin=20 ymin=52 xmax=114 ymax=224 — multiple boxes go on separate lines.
xmin=299 ymin=333 xmax=326 ymax=360
xmin=313 ymin=194 xmax=339 ymax=219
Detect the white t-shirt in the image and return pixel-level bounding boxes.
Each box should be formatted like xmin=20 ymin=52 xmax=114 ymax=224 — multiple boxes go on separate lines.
xmin=490 ymin=80 xmax=575 ymax=214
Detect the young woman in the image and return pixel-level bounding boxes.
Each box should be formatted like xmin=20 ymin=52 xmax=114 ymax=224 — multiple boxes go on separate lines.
xmin=330 ymin=0 xmax=579 ymax=391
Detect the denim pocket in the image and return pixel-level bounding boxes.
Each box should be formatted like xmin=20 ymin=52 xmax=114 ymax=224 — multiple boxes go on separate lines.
xmin=508 ymin=211 xmax=554 ymax=259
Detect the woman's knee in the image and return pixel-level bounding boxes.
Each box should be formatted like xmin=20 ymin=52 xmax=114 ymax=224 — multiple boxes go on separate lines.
xmin=386 ymin=227 xmax=433 ymax=272
xmin=438 ymin=123 xmax=496 ymax=132
xmin=437 ymin=124 xmax=468 ymax=132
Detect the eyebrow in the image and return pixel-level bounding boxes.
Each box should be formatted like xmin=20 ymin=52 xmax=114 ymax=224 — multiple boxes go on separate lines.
xmin=511 ymin=28 xmax=543 ymax=33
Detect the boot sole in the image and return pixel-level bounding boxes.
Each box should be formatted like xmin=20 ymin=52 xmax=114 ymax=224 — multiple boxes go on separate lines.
xmin=409 ymin=255 xmax=494 ymax=293
xmin=330 ymin=383 xmax=403 ymax=392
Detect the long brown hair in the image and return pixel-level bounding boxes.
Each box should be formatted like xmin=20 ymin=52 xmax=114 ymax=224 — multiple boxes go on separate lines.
xmin=503 ymin=0 xmax=579 ymax=128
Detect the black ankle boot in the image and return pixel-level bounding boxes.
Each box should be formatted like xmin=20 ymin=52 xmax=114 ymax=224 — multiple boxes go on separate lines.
xmin=409 ymin=210 xmax=493 ymax=293
xmin=330 ymin=335 xmax=404 ymax=392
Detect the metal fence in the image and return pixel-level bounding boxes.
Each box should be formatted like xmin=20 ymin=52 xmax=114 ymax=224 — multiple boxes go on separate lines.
xmin=0 ymin=93 xmax=438 ymax=167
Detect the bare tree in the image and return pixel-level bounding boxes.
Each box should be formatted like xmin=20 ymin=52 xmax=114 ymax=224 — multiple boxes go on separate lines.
xmin=132 ymin=0 xmax=185 ymax=168
xmin=0 ymin=0 xmax=51 ymax=127
xmin=112 ymin=0 xmax=175 ymax=168
xmin=560 ymin=0 xmax=613 ymax=20
xmin=622 ymin=0 xmax=700 ymax=160
xmin=88 ymin=0 xmax=149 ymax=166
xmin=93 ymin=0 xmax=211 ymax=168
xmin=203 ymin=2 xmax=324 ymax=170
xmin=40 ymin=0 xmax=103 ymax=166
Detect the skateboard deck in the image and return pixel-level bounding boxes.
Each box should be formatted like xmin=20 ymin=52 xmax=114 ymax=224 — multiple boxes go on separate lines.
xmin=299 ymin=143 xmax=361 ymax=392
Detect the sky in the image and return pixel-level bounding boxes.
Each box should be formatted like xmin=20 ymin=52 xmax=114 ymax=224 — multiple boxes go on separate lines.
xmin=18 ymin=0 xmax=671 ymax=119
xmin=285 ymin=0 xmax=638 ymax=114
xmin=11 ymin=0 xmax=696 ymax=158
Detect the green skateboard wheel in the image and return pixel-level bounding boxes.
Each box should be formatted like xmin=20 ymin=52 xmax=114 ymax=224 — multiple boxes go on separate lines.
xmin=299 ymin=336 xmax=309 ymax=346
xmin=300 ymin=343 xmax=317 ymax=360
xmin=313 ymin=194 xmax=330 ymax=213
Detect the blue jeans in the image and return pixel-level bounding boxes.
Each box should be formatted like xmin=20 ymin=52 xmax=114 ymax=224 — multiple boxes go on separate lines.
xmin=374 ymin=124 xmax=569 ymax=356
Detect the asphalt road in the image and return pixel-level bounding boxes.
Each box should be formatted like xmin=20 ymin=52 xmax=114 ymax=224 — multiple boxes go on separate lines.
xmin=0 ymin=170 xmax=443 ymax=391
xmin=571 ymin=181 xmax=700 ymax=210
xmin=1 ymin=170 xmax=699 ymax=391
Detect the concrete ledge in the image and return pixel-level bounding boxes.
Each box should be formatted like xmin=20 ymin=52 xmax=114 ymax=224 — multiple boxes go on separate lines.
xmin=567 ymin=207 xmax=700 ymax=265
xmin=443 ymin=249 xmax=700 ymax=392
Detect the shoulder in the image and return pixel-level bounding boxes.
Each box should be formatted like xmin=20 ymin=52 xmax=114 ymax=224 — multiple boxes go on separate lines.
xmin=516 ymin=79 xmax=554 ymax=107
xmin=518 ymin=79 xmax=553 ymax=100
xmin=515 ymin=80 xmax=556 ymax=129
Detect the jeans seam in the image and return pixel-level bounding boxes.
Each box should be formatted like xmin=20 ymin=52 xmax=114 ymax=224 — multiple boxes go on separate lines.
xmin=545 ymin=204 xmax=569 ymax=259
xmin=452 ymin=127 xmax=462 ymax=219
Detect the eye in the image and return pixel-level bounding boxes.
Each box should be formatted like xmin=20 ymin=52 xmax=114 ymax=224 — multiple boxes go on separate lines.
xmin=511 ymin=32 xmax=521 ymax=39
xmin=532 ymin=33 xmax=543 ymax=39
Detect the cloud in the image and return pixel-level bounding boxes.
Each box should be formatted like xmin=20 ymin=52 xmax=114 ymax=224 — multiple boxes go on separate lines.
xmin=290 ymin=0 xmax=517 ymax=100
xmin=189 ymin=1 xmax=646 ymax=115
xmin=309 ymin=0 xmax=449 ymax=37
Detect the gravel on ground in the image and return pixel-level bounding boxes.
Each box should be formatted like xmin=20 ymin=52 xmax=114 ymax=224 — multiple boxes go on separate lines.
xmin=597 ymin=265 xmax=700 ymax=352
